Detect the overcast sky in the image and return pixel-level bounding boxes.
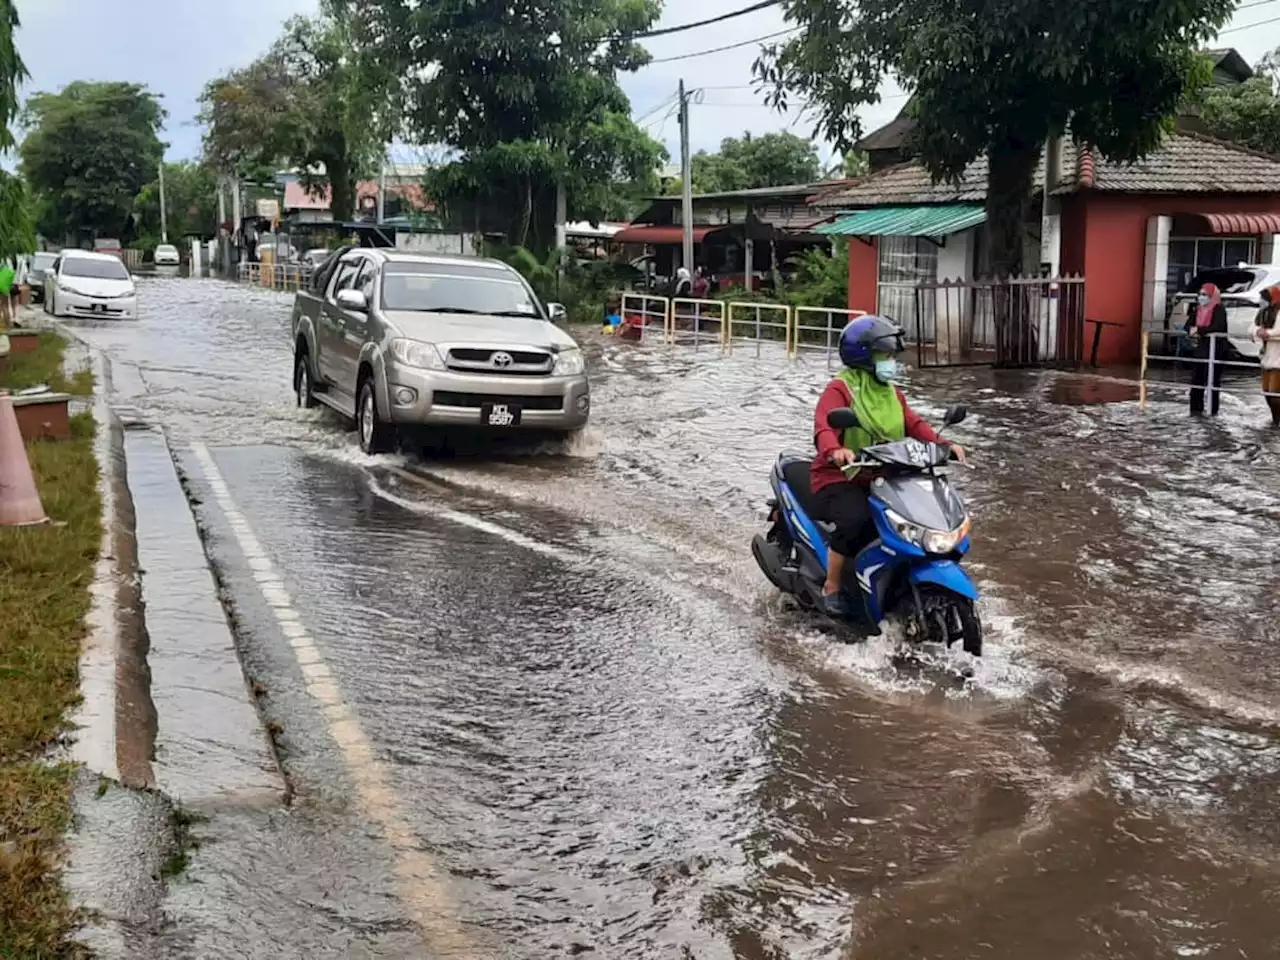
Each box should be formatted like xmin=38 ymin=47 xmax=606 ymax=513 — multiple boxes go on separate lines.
xmin=13 ymin=0 xmax=1280 ymax=170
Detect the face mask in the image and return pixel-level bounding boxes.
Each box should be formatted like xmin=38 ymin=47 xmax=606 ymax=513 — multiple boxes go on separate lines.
xmin=873 ymin=358 xmax=900 ymax=383
xmin=1197 ymin=294 xmax=1210 ymax=306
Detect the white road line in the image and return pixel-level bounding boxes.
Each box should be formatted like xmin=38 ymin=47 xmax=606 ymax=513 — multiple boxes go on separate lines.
xmin=189 ymin=444 xmax=477 ymax=957
xmin=378 ymin=466 xmax=575 ymax=562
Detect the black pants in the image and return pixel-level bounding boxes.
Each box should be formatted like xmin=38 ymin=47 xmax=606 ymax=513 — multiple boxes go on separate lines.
xmin=1189 ymin=356 xmax=1224 ymax=416
xmin=813 ymin=482 xmax=871 ymax=557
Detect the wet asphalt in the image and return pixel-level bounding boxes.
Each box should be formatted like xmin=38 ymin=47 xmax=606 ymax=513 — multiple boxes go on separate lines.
xmin=59 ymin=271 xmax=1280 ymax=959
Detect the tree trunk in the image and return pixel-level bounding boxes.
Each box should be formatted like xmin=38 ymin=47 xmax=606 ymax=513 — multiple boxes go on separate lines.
xmin=516 ymin=177 xmax=533 ymax=249
xmin=328 ymin=153 xmax=355 ymax=222
xmin=985 ymin=138 xmax=1042 ymax=365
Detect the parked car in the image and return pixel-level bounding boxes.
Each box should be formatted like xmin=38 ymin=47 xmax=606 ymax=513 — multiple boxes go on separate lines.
xmin=93 ymin=238 xmax=124 ymax=259
xmin=301 ymin=248 xmax=333 ymax=269
xmin=290 ymin=248 xmax=588 ymax=453
xmin=26 ymin=251 xmax=57 ymax=303
xmin=154 ymin=243 xmax=180 ymax=266
xmin=44 ymin=250 xmax=137 ymax=320
xmin=1168 ymin=264 xmax=1280 ymax=361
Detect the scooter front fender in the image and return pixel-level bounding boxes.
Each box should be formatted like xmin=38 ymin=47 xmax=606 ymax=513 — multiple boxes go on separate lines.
xmin=909 ymin=560 xmax=979 ymax=602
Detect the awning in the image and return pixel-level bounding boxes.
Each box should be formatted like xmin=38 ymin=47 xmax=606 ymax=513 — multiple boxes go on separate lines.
xmin=818 ymin=204 xmax=987 ymax=238
xmin=1196 ymin=212 xmax=1280 ymax=235
xmin=611 ymin=224 xmax=719 ymax=245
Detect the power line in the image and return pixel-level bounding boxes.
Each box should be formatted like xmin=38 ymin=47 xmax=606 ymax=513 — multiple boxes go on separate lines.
xmin=624 ymin=0 xmax=783 ymax=41
xmin=1233 ymin=0 xmax=1279 ymax=11
xmin=633 ymin=93 xmax=678 ymax=124
xmin=646 ymin=28 xmax=800 ymax=65
xmin=1220 ymin=12 xmax=1280 ymax=32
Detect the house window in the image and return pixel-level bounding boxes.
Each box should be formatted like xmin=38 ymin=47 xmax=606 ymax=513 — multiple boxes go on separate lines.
xmin=1167 ymin=236 xmax=1256 ymax=295
xmin=877 ymin=236 xmax=938 ymax=339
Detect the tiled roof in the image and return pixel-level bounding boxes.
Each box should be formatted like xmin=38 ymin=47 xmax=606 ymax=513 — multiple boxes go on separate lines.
xmin=814 ymin=133 xmax=1280 ymax=208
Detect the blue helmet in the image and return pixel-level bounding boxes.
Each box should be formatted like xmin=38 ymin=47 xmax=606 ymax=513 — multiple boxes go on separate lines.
xmin=838 ymin=315 xmax=905 ymax=370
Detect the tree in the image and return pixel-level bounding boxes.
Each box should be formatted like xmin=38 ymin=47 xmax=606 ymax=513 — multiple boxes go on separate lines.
xmin=20 ymin=82 xmax=164 ymax=244
xmin=133 ymin=161 xmax=220 ymax=250
xmin=665 ymin=130 xmax=822 ymax=195
xmin=756 ymin=0 xmax=1236 ymax=275
xmin=1198 ymin=49 xmax=1280 ymax=156
xmin=0 ymin=0 xmax=32 ymax=261
xmin=199 ymin=12 xmax=394 ymax=221
xmin=337 ymin=0 xmax=667 ymax=252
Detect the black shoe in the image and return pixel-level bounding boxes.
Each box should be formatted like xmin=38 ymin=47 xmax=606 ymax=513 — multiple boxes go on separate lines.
xmin=822 ymin=592 xmax=852 ymax=618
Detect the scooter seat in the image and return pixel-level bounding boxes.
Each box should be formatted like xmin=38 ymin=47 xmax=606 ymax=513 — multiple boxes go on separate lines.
xmin=781 ymin=458 xmax=825 ymax=522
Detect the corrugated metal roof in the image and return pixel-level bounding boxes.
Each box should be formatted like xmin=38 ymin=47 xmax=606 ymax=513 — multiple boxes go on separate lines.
xmin=818 ymin=205 xmax=987 ymax=238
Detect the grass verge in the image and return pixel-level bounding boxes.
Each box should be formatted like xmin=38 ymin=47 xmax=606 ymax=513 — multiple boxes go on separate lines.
xmin=0 ymin=328 xmax=99 ymax=957
xmin=4 ymin=330 xmax=93 ymax=396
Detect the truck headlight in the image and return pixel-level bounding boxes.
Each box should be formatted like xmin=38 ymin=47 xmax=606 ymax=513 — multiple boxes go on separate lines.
xmin=553 ymin=348 xmax=585 ymax=376
xmin=389 ymin=338 xmax=445 ymax=370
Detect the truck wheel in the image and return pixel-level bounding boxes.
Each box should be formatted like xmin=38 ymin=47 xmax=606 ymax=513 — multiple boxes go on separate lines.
xmin=295 ymin=353 xmax=317 ymax=409
xmin=357 ymin=378 xmax=395 ymax=455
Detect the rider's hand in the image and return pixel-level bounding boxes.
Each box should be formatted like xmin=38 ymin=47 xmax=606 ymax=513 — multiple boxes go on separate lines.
xmin=830 ymin=448 xmax=857 ymax=467
xmin=949 ymin=443 xmax=968 ymax=464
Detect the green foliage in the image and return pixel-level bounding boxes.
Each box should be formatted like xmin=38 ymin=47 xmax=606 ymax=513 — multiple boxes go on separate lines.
xmin=20 ymin=82 xmax=164 ymax=244
xmin=199 ymin=11 xmax=394 ymax=221
xmin=757 ymin=0 xmax=1236 ymax=272
xmin=776 ymin=244 xmax=847 ymax=309
xmin=1198 ymin=50 xmax=1280 ymax=155
xmin=0 ymin=0 xmax=26 ymax=152
xmin=133 ymin=161 xmax=219 ymax=250
xmin=693 ymin=131 xmax=822 ymax=193
xmin=0 ymin=171 xmax=35 ymax=260
xmin=341 ymin=0 xmax=667 ymax=253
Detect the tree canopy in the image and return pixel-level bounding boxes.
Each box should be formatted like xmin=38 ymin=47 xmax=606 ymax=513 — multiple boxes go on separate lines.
xmin=1198 ymin=49 xmax=1280 ymax=156
xmin=671 ymin=131 xmax=822 ymax=195
xmin=199 ymin=11 xmax=394 ymax=221
xmin=133 ymin=161 xmax=219 ymax=250
xmin=756 ymin=0 xmax=1236 ymax=273
xmin=20 ymin=81 xmax=164 ymax=245
xmin=335 ymin=0 xmax=667 ymax=251
xmin=0 ymin=0 xmax=32 ymax=261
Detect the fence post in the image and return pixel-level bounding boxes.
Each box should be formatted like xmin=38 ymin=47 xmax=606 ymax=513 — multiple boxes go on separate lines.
xmin=1208 ymin=333 xmax=1218 ymax=415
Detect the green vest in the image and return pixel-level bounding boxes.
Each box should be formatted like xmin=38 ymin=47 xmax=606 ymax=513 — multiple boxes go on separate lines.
xmin=833 ymin=367 xmax=906 ymax=458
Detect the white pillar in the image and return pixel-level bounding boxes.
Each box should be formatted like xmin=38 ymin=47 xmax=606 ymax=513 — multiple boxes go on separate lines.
xmin=1141 ymin=215 xmax=1172 ymax=327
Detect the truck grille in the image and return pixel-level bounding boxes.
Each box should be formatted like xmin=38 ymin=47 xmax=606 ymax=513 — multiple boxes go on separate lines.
xmin=432 ymin=391 xmax=564 ymax=411
xmin=444 ymin=347 xmax=553 ymax=376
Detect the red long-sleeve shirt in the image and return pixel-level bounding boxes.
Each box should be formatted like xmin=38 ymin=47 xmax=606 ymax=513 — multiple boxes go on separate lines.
xmin=810 ymin=378 xmax=941 ymax=493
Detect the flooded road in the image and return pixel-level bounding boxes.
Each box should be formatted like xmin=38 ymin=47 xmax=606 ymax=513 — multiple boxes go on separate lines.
xmin=64 ymin=274 xmax=1280 ymax=958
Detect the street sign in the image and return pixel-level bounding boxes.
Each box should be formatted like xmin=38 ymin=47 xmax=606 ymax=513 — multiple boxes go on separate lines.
xmin=256 ymin=198 xmax=280 ymax=220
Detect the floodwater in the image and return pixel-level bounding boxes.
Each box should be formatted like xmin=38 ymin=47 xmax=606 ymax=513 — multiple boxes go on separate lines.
xmin=63 ymin=274 xmax=1280 ymax=958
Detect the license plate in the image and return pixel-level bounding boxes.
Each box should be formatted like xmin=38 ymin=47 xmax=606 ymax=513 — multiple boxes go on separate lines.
xmin=482 ymin=402 xmax=521 ymax=427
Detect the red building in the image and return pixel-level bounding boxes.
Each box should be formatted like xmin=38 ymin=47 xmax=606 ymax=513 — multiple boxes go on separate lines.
xmin=816 ymin=134 xmax=1280 ymax=365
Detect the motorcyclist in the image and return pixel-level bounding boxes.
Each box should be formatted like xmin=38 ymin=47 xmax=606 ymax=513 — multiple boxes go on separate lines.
xmin=811 ymin=315 xmax=966 ymax=616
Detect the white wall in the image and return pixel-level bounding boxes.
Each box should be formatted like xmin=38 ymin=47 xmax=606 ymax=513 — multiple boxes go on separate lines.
xmin=934 ymin=228 xmax=976 ymax=360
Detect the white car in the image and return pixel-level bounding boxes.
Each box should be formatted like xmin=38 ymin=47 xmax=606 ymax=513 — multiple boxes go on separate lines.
xmin=1169 ymin=264 xmax=1280 ymax=360
xmin=44 ymin=250 xmax=137 ymax=320
xmin=154 ymin=243 xmax=180 ymax=266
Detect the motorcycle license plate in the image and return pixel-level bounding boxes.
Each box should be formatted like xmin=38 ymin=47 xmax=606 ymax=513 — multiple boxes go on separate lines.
xmin=481 ymin=402 xmax=521 ymax=427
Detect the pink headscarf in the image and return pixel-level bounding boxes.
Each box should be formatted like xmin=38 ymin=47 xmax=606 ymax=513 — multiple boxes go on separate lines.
xmin=1195 ymin=282 xmax=1220 ymax=329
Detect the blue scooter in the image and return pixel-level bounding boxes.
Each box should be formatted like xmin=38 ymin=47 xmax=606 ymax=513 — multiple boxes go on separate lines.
xmin=751 ymin=404 xmax=982 ymax=656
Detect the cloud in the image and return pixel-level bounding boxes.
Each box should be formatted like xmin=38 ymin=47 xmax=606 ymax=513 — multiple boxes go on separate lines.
xmin=14 ymin=0 xmax=320 ymax=160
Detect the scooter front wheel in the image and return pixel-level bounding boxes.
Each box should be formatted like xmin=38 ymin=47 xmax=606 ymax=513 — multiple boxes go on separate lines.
xmin=909 ymin=586 xmax=982 ymax=657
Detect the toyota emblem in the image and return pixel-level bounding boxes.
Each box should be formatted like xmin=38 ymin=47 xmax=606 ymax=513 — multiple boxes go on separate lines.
xmin=491 ymin=351 xmax=514 ymax=368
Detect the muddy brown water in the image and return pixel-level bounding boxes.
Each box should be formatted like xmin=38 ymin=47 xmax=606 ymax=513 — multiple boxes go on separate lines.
xmin=63 ymin=276 xmax=1280 ymax=958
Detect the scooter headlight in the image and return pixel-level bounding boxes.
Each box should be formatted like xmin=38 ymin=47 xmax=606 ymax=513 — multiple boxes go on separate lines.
xmin=884 ymin=508 xmax=927 ymax=547
xmin=922 ymin=517 xmax=972 ymax=555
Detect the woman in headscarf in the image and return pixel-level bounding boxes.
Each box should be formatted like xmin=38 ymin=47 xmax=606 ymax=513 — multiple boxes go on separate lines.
xmin=671 ymin=266 xmax=692 ymax=299
xmin=1185 ymin=281 xmax=1228 ymax=416
xmin=1253 ymin=285 xmax=1280 ymax=426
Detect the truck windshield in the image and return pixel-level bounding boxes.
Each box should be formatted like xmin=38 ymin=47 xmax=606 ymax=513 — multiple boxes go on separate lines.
xmin=381 ymin=262 xmax=540 ymax=317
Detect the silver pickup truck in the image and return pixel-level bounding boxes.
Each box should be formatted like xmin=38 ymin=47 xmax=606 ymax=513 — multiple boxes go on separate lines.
xmin=290 ymin=248 xmax=590 ymax=453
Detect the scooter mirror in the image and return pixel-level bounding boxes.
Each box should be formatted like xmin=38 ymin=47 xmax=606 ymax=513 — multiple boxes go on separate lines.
xmin=827 ymin=407 xmax=860 ymax=430
xmin=943 ymin=405 xmax=968 ymax=427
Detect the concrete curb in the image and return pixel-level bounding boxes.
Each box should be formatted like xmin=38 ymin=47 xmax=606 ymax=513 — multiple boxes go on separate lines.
xmin=51 ymin=322 xmax=286 ymax=956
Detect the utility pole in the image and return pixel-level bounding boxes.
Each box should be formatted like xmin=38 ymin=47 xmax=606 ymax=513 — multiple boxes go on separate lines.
xmin=158 ymin=159 xmax=169 ymax=244
xmin=217 ymin=176 xmax=228 ymax=276
xmin=678 ymin=79 xmax=693 ymax=275
xmin=377 ymin=155 xmax=387 ymax=225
